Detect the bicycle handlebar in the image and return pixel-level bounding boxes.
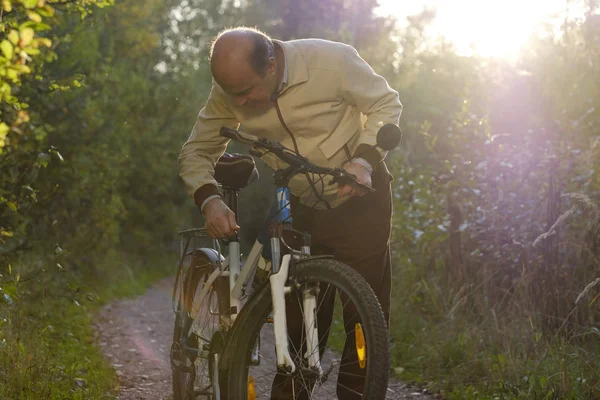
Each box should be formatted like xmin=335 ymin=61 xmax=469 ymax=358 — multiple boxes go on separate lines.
xmin=219 ymin=127 xmax=375 ymax=193
xmin=220 ymin=128 xmax=260 ymax=145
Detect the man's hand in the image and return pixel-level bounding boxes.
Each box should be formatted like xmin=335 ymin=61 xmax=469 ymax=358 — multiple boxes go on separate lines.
xmin=203 ymin=198 xmax=240 ymax=238
xmin=337 ymin=161 xmax=372 ymax=198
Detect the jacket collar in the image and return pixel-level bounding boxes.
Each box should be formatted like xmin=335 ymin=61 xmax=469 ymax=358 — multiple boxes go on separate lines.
xmin=273 ymin=40 xmax=309 ymax=94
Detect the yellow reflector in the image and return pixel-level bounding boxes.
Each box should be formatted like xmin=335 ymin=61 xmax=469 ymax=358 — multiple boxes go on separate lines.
xmin=355 ymin=323 xmax=366 ymax=369
xmin=248 ymin=375 xmax=257 ymax=400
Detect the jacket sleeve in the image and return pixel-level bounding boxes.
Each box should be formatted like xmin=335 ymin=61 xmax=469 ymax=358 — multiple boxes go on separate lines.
xmin=178 ymin=83 xmax=238 ymax=207
xmin=339 ymin=45 xmax=402 ymax=168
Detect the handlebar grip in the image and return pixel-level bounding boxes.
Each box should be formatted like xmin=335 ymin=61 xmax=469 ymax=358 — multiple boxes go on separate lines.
xmin=219 ymin=127 xmax=259 ymax=145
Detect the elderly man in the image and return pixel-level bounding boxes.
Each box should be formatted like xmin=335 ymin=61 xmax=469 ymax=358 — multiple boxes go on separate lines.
xmin=178 ymin=27 xmax=402 ymax=399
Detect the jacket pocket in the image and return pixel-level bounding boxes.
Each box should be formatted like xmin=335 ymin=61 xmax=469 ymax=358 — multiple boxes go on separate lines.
xmin=318 ymin=133 xmax=349 ymax=159
xmin=318 ymin=128 xmax=361 ymax=169
xmin=317 ymin=106 xmax=363 ymax=161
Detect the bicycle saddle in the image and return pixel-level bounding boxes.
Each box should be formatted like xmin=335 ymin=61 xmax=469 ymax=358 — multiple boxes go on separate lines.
xmin=214 ymin=153 xmax=259 ymax=189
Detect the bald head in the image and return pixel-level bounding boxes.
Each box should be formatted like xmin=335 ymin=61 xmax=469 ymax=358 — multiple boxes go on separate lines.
xmin=208 ymin=27 xmax=280 ymax=109
xmin=210 ymin=28 xmax=275 ymax=79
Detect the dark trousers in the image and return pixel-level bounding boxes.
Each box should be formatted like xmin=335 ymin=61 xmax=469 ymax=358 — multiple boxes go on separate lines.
xmin=270 ymin=162 xmax=393 ymax=399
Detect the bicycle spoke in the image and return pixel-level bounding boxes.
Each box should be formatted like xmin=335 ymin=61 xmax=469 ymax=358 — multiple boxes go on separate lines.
xmin=338 ymin=368 xmax=370 ymax=379
xmin=332 ymin=380 xmax=364 ymax=397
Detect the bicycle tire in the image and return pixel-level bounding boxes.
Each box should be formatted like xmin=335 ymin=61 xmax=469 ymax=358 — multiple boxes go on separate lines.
xmin=226 ymin=257 xmax=389 ymax=399
xmin=171 ymin=250 xmax=229 ymax=400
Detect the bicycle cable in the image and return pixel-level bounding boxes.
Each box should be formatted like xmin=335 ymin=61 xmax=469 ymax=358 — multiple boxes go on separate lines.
xmin=271 ymin=94 xmax=332 ymax=210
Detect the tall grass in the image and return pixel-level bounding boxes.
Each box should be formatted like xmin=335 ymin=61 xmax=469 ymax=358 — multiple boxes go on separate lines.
xmin=389 ymin=197 xmax=600 ymax=399
xmin=0 ymin=251 xmax=176 ymax=399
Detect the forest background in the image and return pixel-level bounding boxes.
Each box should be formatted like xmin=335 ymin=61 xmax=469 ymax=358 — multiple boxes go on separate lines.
xmin=1 ymin=0 xmax=600 ymax=398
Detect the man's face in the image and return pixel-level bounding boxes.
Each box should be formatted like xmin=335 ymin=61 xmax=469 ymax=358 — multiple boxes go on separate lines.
xmin=214 ymin=57 xmax=277 ymax=111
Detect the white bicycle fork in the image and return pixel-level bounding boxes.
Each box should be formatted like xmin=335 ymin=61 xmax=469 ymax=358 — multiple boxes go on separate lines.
xmin=269 ymin=253 xmax=323 ymax=374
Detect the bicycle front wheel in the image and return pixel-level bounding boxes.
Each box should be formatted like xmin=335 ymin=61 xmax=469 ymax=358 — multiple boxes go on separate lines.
xmin=227 ymin=257 xmax=389 ymax=400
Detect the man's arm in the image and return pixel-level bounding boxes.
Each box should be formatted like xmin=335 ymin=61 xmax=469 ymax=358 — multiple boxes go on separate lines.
xmin=339 ymin=45 xmax=403 ymax=169
xmin=178 ymin=83 xmax=239 ymax=210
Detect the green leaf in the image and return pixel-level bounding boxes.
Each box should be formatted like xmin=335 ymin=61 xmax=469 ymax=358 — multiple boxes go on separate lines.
xmin=1 ymin=40 xmax=13 ymax=60
xmin=19 ymin=27 xmax=35 ymax=47
xmin=23 ymin=46 xmax=40 ymax=56
xmin=27 ymin=11 xmax=42 ymax=23
xmin=38 ymin=6 xmax=55 ymax=17
xmin=0 ymin=122 xmax=9 ymax=137
xmin=0 ymin=82 xmax=11 ymax=98
xmin=20 ymin=21 xmax=52 ymax=31
xmin=22 ymin=0 xmax=37 ymax=8
xmin=8 ymin=30 xmax=19 ymax=45
xmin=6 ymin=202 xmax=17 ymax=212
xmin=6 ymin=67 xmax=18 ymax=81
xmin=38 ymin=37 xmax=52 ymax=47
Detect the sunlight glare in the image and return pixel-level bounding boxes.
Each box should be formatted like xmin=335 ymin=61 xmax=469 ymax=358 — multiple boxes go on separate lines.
xmin=376 ymin=0 xmax=582 ymax=59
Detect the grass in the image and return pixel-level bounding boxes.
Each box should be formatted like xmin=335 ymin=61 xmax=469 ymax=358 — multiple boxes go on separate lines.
xmin=0 ymin=251 xmax=177 ymax=399
xmin=0 ymin=295 xmax=116 ymax=399
xmin=388 ymin=271 xmax=600 ymax=399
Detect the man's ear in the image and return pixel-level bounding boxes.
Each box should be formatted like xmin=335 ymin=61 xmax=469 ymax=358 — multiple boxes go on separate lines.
xmin=267 ymin=57 xmax=277 ymax=76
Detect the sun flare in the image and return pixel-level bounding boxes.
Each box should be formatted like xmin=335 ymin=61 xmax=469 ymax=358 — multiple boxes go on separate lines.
xmin=376 ymin=0 xmax=579 ymax=59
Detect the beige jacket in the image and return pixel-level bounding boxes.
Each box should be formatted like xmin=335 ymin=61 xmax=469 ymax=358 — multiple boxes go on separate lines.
xmin=178 ymin=38 xmax=402 ymax=210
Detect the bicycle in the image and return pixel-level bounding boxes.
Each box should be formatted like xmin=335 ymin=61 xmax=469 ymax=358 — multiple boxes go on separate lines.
xmin=171 ymin=124 xmax=401 ymax=399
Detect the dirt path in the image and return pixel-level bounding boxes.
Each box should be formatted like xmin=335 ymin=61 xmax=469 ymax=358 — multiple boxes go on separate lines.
xmin=94 ymin=277 xmax=439 ymax=400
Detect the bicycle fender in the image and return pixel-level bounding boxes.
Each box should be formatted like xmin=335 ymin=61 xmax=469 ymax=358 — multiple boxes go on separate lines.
xmin=187 ymin=247 xmax=224 ymax=267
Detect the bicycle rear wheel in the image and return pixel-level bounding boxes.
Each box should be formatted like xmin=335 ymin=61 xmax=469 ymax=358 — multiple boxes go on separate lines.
xmin=171 ymin=250 xmax=229 ymax=400
xmin=227 ymin=257 xmax=389 ymax=399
